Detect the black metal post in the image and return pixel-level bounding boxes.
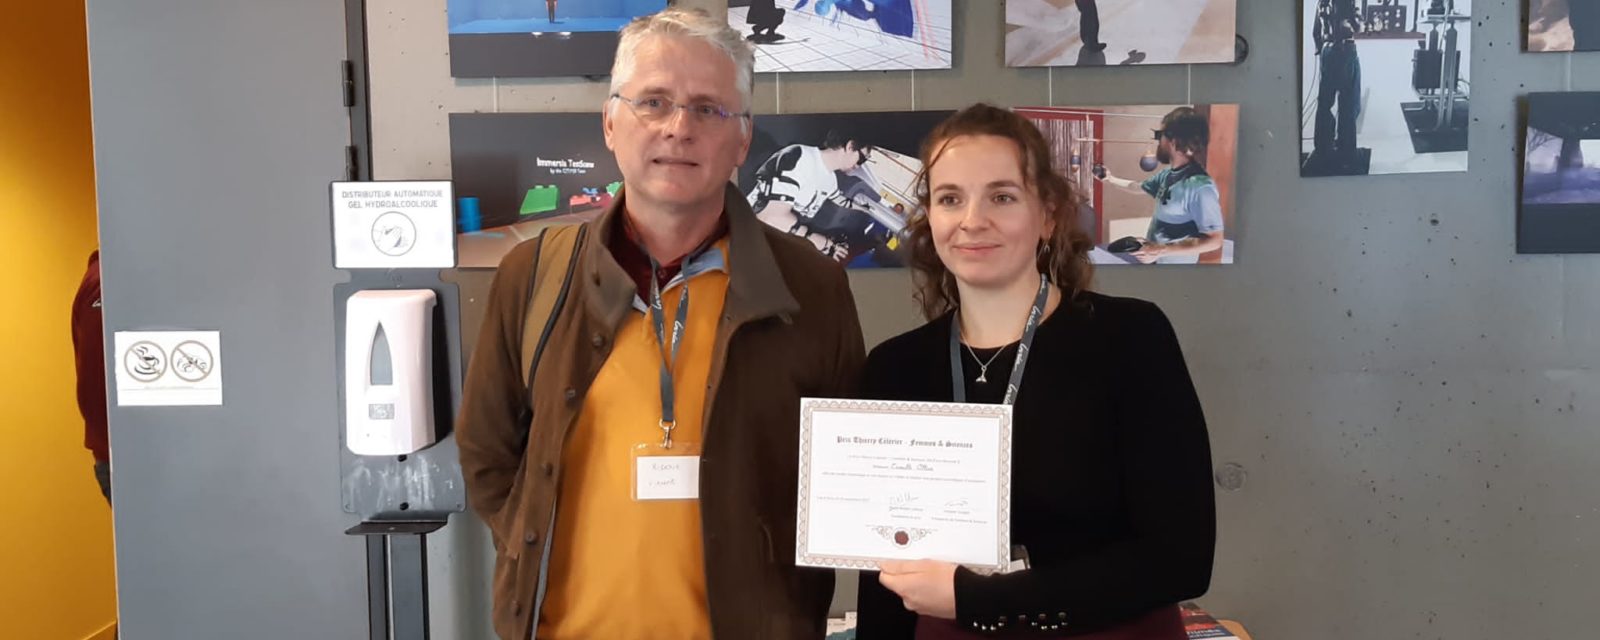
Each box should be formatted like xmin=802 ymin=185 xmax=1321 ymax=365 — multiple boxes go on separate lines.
xmin=347 ymin=519 xmax=448 ymax=640
xmin=364 ymin=534 xmax=391 ymax=640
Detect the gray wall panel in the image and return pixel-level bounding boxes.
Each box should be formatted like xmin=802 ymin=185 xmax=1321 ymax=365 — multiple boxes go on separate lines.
xmin=88 ymin=0 xmax=364 ymax=637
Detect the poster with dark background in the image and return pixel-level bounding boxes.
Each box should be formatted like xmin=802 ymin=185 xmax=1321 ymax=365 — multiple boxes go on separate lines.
xmin=447 ymin=0 xmax=670 ymax=77
xmin=1520 ymin=92 xmax=1600 ymax=253
xmin=450 ymin=112 xmax=620 ymax=267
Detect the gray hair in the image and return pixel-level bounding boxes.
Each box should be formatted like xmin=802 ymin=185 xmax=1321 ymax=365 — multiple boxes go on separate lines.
xmin=608 ymin=7 xmax=756 ymax=116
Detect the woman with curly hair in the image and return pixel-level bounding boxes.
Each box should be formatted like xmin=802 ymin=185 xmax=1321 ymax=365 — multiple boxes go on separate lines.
xmin=855 ymin=104 xmax=1216 ymax=639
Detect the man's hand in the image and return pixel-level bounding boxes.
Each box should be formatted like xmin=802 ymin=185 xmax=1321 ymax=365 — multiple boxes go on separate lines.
xmin=794 ymin=227 xmax=847 ymax=261
xmin=878 ymin=559 xmax=958 ymax=619
xmin=822 ymin=238 xmax=850 ymax=262
xmin=1133 ymin=240 xmax=1167 ymax=264
xmin=804 ymin=233 xmax=848 ymax=262
xmin=1098 ymin=170 xmax=1140 ymax=193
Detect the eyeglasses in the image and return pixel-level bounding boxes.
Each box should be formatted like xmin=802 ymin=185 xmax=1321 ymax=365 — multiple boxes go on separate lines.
xmin=611 ymin=93 xmax=748 ymax=126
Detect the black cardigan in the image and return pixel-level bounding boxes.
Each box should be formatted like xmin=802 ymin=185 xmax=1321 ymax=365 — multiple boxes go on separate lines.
xmin=855 ymin=291 xmax=1216 ymax=637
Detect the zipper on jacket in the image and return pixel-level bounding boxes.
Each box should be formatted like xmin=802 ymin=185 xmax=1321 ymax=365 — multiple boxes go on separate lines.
xmin=760 ymin=521 xmax=777 ymax=564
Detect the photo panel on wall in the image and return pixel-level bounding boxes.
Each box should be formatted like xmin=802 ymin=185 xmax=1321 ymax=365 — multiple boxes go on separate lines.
xmin=1519 ymin=92 xmax=1600 ymax=254
xmin=1527 ymin=0 xmax=1600 ymax=52
xmin=1005 ymin=0 xmax=1238 ymax=68
xmin=447 ymin=0 xmax=671 ymax=77
xmin=740 ymin=110 xmax=952 ymax=268
xmin=448 ymin=110 xmax=950 ymax=269
xmin=1017 ymin=105 xmax=1240 ymax=265
xmin=1300 ymin=0 xmax=1471 ymax=177
xmin=449 ymin=112 xmax=621 ymax=267
xmin=728 ymin=0 xmax=953 ymax=72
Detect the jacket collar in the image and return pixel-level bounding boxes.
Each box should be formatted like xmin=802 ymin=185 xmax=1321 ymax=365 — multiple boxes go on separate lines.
xmin=583 ymin=182 xmax=801 ymax=333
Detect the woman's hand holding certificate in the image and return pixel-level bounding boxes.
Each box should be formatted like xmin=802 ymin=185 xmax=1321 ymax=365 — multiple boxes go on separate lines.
xmin=794 ymin=398 xmax=1013 ymax=572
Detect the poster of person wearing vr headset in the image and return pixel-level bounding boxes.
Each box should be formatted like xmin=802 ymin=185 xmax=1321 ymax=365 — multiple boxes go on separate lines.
xmin=1016 ymin=104 xmax=1240 ymax=265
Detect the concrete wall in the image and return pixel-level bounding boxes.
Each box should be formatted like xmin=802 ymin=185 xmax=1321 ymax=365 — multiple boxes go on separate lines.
xmin=87 ymin=0 xmax=1600 ymax=637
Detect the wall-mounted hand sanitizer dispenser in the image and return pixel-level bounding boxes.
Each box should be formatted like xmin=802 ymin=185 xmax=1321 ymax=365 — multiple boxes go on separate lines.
xmin=345 ymin=289 xmax=437 ymax=456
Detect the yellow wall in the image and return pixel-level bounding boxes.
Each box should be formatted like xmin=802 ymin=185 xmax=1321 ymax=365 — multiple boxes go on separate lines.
xmin=0 ymin=0 xmax=119 ymax=638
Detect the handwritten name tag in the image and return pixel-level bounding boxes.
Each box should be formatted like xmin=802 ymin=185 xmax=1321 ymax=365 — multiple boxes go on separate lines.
xmin=635 ymin=455 xmax=700 ymax=501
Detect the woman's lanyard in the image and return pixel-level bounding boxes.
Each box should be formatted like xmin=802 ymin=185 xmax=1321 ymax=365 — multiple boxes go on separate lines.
xmin=949 ymin=273 xmax=1050 ymax=406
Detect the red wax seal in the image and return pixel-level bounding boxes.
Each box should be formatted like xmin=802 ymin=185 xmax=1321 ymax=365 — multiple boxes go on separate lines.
xmin=893 ymin=531 xmax=910 ymax=546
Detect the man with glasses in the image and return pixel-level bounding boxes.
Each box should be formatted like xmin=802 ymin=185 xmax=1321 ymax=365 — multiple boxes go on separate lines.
xmin=457 ymin=7 xmax=865 ymax=640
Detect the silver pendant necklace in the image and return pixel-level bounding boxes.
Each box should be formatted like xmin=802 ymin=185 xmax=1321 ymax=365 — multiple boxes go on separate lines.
xmin=964 ymin=342 xmax=1013 ymax=383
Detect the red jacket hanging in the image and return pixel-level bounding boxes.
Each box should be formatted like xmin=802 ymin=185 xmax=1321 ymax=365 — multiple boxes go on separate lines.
xmin=71 ymin=250 xmax=108 ymax=463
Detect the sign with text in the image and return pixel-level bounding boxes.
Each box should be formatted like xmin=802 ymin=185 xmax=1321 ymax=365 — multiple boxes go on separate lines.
xmin=331 ymin=181 xmax=456 ymax=269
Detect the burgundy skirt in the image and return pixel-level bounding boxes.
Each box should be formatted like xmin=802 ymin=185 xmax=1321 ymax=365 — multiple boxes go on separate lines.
xmin=913 ymin=604 xmax=1184 ymax=640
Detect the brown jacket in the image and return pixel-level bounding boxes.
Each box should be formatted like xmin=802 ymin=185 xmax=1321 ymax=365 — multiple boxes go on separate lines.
xmin=458 ymin=184 xmax=866 ymax=640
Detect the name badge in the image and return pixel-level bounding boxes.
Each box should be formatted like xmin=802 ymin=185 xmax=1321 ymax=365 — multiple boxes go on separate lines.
xmin=635 ymin=455 xmax=700 ymax=501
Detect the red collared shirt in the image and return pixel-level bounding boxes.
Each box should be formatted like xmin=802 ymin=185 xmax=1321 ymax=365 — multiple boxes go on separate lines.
xmin=607 ymin=209 xmax=730 ymax=301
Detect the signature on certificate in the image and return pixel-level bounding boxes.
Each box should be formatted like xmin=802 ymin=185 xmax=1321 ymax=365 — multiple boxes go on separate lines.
xmin=888 ymin=492 xmax=920 ymax=506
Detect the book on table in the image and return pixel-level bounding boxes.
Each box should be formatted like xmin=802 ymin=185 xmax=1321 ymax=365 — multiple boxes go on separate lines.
xmin=1180 ymin=602 xmax=1240 ymax=640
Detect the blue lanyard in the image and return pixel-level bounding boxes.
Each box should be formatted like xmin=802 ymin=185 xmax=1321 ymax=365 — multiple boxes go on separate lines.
xmin=646 ymin=255 xmax=695 ymax=449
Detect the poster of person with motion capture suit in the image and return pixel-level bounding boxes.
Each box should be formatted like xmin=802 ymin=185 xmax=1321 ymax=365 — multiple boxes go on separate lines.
xmin=1300 ymin=0 xmax=1472 ymax=177
xmin=726 ymin=0 xmax=952 ymax=72
xmin=740 ymin=110 xmax=953 ymax=268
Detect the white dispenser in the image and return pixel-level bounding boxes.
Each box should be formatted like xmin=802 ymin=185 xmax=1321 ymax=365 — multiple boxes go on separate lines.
xmin=345 ymin=289 xmax=437 ymax=456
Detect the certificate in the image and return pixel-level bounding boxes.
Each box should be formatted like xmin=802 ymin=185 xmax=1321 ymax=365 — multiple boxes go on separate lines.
xmin=795 ymin=398 xmax=1012 ymax=571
